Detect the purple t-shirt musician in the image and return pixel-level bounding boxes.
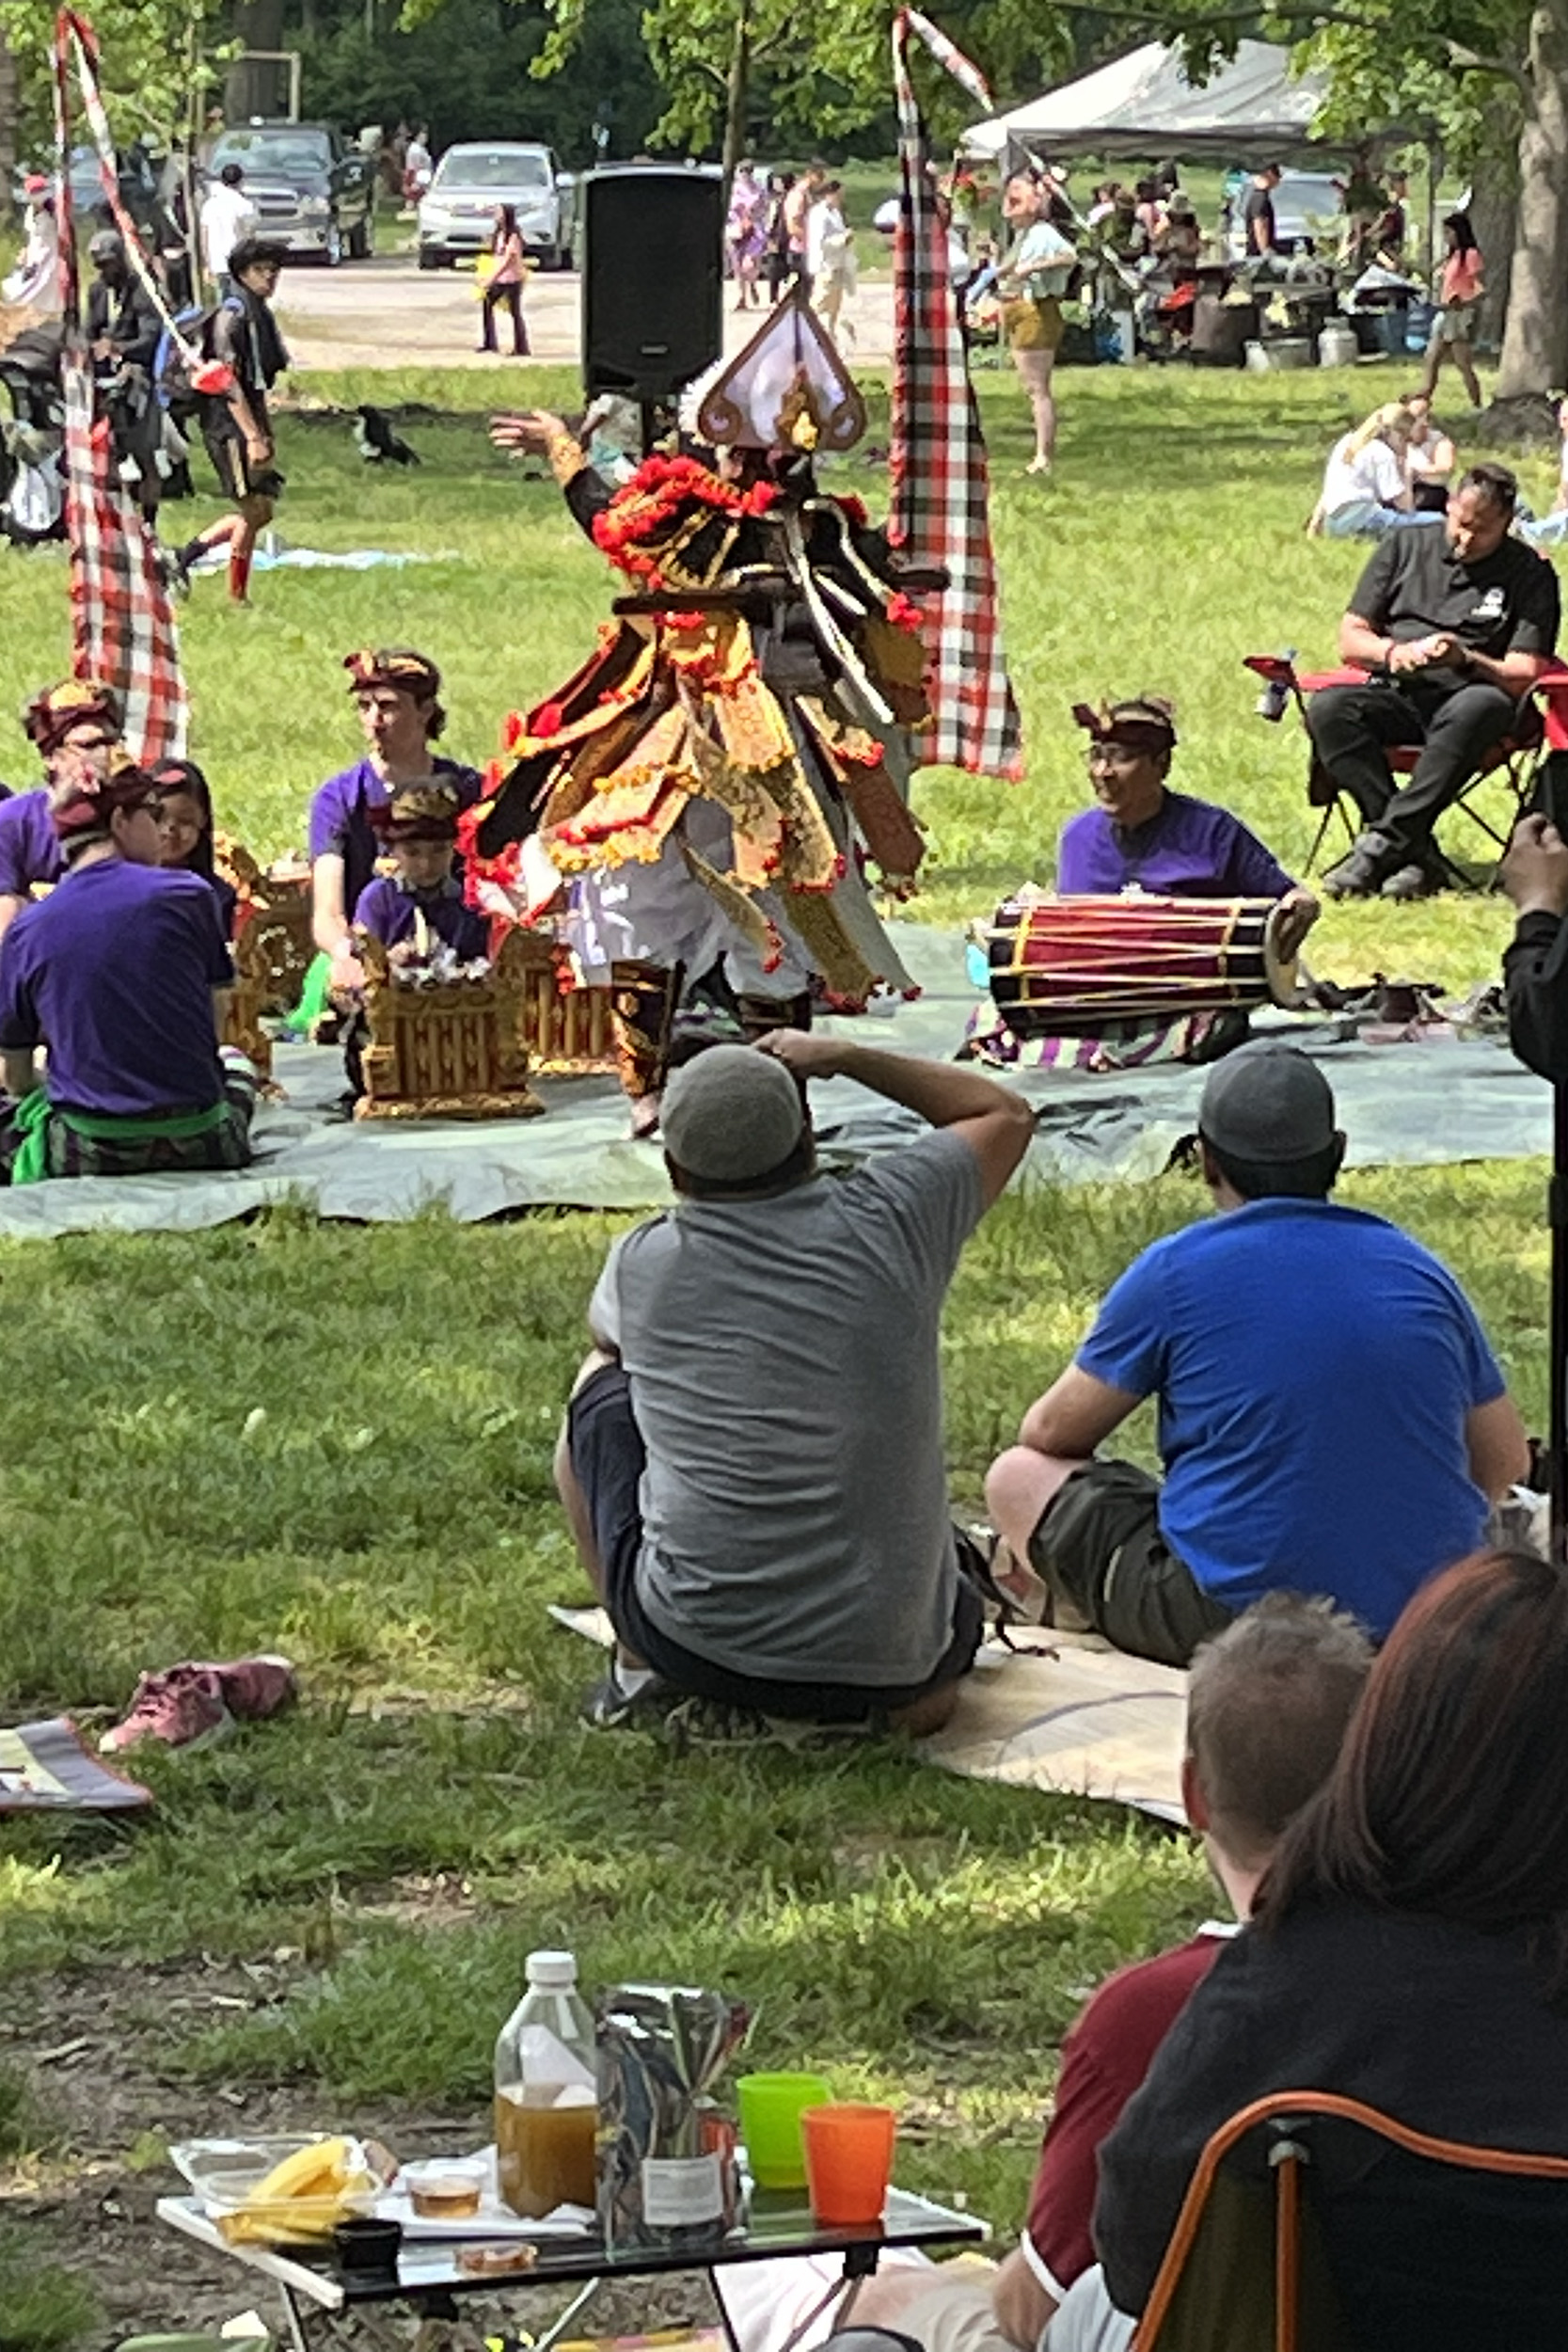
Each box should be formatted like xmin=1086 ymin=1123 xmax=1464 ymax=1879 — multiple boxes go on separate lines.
xmin=0 ymin=861 xmax=232 ymax=1116
xmin=0 ymin=789 xmax=65 ymax=898
xmin=353 ymin=875 xmax=489 ymax=961
xmin=1056 ymin=791 xmax=1295 ymax=900
xmin=309 ymin=757 xmax=483 ymax=920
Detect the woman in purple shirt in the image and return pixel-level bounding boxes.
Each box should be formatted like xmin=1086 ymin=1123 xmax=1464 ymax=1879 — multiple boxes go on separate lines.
xmin=969 ymin=698 xmax=1318 ymax=1071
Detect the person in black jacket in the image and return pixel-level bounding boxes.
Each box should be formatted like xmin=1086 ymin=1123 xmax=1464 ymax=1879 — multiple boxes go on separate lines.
xmin=85 ymin=230 xmax=165 ymax=525
xmin=1500 ymin=811 xmax=1568 ymax=1081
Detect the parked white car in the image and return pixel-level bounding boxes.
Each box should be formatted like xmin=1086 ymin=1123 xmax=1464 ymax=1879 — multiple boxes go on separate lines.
xmin=418 ymin=142 xmax=573 ymax=270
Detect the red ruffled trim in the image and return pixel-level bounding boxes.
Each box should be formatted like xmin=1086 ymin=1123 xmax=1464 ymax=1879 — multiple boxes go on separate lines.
xmin=885 ymin=591 xmax=924 ymax=633
xmin=590 ymin=453 xmax=779 ymax=582
xmin=836 ymin=492 xmax=869 ymax=529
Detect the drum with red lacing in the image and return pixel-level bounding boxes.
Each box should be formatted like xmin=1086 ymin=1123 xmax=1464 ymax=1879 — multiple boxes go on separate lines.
xmin=988 ymin=894 xmax=1299 ymax=1040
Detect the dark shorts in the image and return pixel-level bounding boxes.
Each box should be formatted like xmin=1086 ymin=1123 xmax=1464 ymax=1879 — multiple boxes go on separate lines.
xmin=567 ymin=1361 xmax=983 ymax=1724
xmin=1028 ymin=1459 xmax=1233 ymax=1669
xmin=203 ymin=424 xmax=285 ymax=504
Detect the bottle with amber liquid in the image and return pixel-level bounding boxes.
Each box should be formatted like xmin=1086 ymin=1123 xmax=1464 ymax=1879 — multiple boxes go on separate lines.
xmin=495 ymin=1949 xmax=598 ymax=2217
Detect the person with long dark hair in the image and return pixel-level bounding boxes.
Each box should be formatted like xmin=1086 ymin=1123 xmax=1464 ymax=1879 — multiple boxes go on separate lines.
xmin=1421 ymin=210 xmax=1485 ymax=408
xmin=479 ymin=204 xmax=529 ymax=357
xmin=148 ymin=756 xmax=238 ymax=939
xmin=1090 ymin=1549 xmax=1568 ymax=2340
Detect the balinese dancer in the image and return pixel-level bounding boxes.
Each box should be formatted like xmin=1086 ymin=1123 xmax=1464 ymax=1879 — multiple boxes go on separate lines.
xmin=478 ymin=294 xmax=938 ymax=1134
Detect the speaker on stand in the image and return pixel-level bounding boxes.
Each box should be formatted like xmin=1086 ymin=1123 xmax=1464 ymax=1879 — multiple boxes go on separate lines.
xmin=580 ymin=166 xmax=725 ymax=445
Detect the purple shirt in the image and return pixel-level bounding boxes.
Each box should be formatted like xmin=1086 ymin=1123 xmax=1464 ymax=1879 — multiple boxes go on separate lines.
xmin=0 ymin=788 xmax=65 ymax=898
xmin=353 ymin=874 xmax=489 ymax=961
xmin=0 ymin=859 xmax=233 ymax=1115
xmin=308 ymin=756 xmax=482 ymax=919
xmin=1055 ymin=792 xmax=1295 ymax=900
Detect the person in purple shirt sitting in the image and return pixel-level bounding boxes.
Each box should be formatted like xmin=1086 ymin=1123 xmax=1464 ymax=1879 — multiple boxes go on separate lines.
xmin=968 ymin=696 xmax=1318 ymax=1071
xmin=0 ymin=757 xmax=258 ymax=1184
xmin=309 ymin=647 xmax=482 ymax=1003
xmin=353 ymin=781 xmax=489 ymax=962
xmin=0 ymin=679 xmax=125 ymax=940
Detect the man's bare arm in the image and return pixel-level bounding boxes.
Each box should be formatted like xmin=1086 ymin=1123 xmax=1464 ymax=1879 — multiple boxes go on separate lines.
xmin=990 ymin=2247 xmax=1057 ymax=2349
xmin=3 ymin=1046 xmax=40 ymax=1099
xmin=1465 ymin=1392 xmax=1531 ymax=1502
xmin=756 ymin=1032 xmax=1035 ymax=1209
xmin=1019 ymin=1363 xmax=1143 ymax=1457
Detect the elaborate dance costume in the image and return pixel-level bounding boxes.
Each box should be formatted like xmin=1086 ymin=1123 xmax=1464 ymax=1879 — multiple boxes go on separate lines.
xmin=463 ymin=297 xmax=937 ymax=1110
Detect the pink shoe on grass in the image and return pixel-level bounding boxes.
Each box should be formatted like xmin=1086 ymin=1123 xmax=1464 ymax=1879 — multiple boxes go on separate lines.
xmin=98 ymin=1655 xmax=296 ymax=1754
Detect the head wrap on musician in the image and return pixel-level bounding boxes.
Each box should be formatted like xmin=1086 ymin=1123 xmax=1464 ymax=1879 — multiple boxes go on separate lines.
xmin=24 ymin=679 xmax=123 ymax=759
xmin=1071 ymin=696 xmax=1179 ymax=753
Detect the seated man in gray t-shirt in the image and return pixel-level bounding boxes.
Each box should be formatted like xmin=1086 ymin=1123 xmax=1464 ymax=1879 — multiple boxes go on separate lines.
xmin=557 ymin=1035 xmax=1034 ymax=1732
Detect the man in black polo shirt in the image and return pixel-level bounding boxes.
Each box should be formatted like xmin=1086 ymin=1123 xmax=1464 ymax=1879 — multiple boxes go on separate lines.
xmin=1309 ymin=463 xmax=1560 ymax=899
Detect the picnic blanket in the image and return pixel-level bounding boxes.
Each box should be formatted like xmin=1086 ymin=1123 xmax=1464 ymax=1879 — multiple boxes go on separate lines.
xmin=0 ymin=1716 xmax=151 ymax=1811
xmin=549 ymin=1604 xmax=1185 ymax=1821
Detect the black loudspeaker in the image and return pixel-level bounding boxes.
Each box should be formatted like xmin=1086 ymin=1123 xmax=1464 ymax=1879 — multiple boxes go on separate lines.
xmin=582 ymin=167 xmax=724 ymax=403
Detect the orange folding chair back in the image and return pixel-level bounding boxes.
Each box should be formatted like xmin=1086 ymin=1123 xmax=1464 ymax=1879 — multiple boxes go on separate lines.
xmin=1131 ymin=2090 xmax=1568 ymax=2352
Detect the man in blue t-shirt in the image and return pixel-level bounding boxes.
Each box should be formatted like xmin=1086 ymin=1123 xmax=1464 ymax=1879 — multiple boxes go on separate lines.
xmin=986 ymin=1046 xmax=1528 ymax=1663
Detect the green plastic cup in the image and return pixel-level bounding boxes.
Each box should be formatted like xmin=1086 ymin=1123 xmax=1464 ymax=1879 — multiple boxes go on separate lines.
xmin=737 ymin=2071 xmax=832 ymax=2189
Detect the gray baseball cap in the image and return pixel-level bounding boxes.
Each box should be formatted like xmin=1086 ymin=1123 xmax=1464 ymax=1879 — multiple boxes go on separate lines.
xmin=661 ymin=1045 xmax=806 ymax=1185
xmin=1198 ymin=1045 xmax=1336 ymax=1163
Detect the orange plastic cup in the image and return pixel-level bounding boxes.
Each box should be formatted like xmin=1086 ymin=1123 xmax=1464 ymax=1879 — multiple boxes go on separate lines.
xmin=800 ymin=2102 xmax=896 ymax=2227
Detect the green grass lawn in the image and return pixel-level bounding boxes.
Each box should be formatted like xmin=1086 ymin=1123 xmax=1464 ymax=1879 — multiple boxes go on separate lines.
xmin=0 ymin=354 xmax=1559 ymax=2344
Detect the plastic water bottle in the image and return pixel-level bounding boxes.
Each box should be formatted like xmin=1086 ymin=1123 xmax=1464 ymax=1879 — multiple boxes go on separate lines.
xmin=1256 ymin=650 xmax=1296 ymax=723
xmin=495 ymin=1949 xmax=598 ymax=2217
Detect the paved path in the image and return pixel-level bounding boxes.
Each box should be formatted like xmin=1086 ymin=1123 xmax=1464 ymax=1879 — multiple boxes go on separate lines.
xmin=274 ymin=252 xmax=898 ymax=374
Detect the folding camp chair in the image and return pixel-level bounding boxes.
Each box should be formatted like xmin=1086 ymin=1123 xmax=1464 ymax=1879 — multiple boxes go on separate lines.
xmin=1242 ymin=653 xmax=1556 ymax=888
xmin=1132 ymin=2088 xmax=1568 ymax=2352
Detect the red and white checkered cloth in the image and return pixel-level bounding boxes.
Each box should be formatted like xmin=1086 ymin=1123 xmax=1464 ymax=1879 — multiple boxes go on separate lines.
xmin=888 ymin=7 xmax=1022 ymax=782
xmin=62 ymin=357 xmax=188 ymax=765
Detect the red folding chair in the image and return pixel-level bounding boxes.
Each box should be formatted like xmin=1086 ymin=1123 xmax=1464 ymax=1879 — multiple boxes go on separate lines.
xmin=1243 ymin=653 xmax=1558 ymax=887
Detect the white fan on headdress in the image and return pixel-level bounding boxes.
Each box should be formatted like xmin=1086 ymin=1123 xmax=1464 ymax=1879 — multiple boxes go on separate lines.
xmin=695 ymin=291 xmax=866 ymax=453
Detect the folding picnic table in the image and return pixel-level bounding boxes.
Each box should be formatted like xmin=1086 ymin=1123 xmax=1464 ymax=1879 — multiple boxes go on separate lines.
xmin=156 ymin=2178 xmax=989 ymax=2352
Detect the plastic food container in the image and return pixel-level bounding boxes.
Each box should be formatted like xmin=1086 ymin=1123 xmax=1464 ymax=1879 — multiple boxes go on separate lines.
xmin=399 ymin=2158 xmax=486 ymax=2219
xmin=169 ymin=2135 xmax=391 ymax=2232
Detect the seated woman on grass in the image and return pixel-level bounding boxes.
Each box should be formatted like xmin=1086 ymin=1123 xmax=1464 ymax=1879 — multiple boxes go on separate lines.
xmin=1306 ymin=401 xmax=1442 ymax=540
xmin=0 ymin=758 xmax=257 ymax=1184
xmin=149 ymin=755 xmax=239 ymax=939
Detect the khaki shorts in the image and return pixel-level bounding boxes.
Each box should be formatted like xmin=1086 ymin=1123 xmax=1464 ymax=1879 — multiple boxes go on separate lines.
xmin=1004 ymin=295 xmax=1064 ymax=353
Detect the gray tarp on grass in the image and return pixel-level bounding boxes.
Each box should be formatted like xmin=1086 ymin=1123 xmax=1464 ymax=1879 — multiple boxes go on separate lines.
xmin=0 ymin=926 xmax=1548 ymax=1237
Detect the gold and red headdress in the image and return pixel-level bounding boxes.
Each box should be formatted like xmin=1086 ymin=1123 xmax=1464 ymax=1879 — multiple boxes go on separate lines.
xmin=23 ymin=678 xmax=122 ymax=757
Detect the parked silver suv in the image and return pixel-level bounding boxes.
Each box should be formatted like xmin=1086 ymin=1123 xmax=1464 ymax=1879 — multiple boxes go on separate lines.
xmin=418 ymin=142 xmax=572 ymax=270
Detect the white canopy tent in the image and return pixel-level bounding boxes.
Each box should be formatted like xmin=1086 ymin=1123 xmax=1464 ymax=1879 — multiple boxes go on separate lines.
xmin=960 ymin=40 xmax=1338 ymax=166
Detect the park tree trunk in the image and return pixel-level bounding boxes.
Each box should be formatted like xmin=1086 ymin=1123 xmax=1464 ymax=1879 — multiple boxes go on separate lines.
xmin=0 ymin=24 xmax=17 ymax=227
xmin=1495 ymin=0 xmax=1568 ymax=396
xmin=721 ymin=0 xmax=750 ymax=183
xmin=1468 ymin=154 xmax=1517 ymax=354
